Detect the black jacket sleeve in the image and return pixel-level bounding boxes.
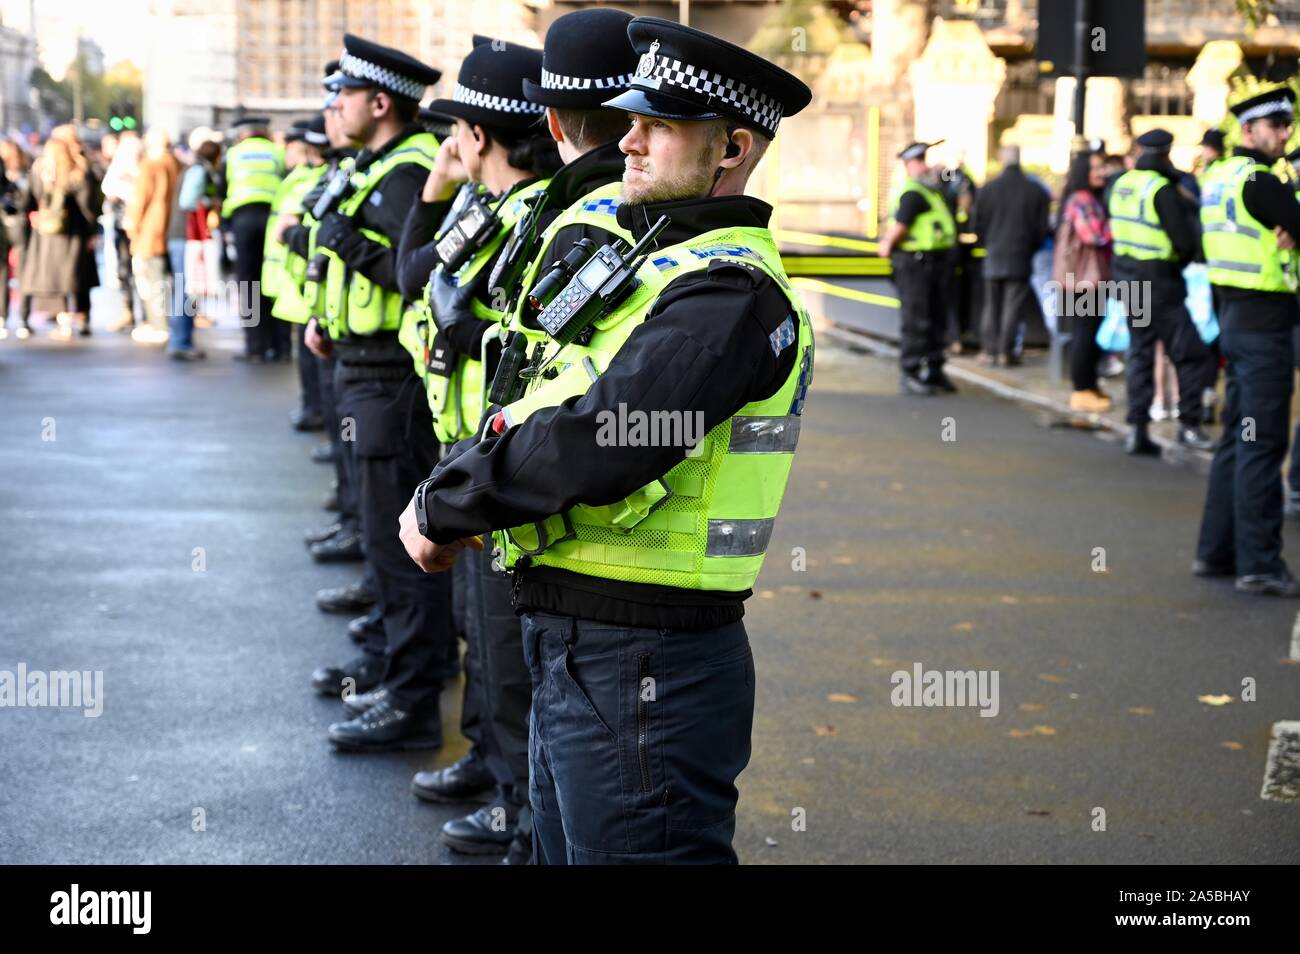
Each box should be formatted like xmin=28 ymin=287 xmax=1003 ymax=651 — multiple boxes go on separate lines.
xmin=284 ymin=223 xmax=311 ymax=258
xmin=418 ymin=263 xmax=801 ymax=543
xmin=335 ymin=163 xmax=428 ymax=294
xmin=1153 ymin=183 xmax=1201 ymax=264
xmin=1243 ymin=172 xmax=1300 ymax=242
xmin=396 ymin=195 xmax=455 ymax=300
xmin=894 ymin=191 xmax=929 ymax=227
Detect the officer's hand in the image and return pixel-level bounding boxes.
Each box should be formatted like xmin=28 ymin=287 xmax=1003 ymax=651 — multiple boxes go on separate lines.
xmin=423 ymin=140 xmax=467 ymax=203
xmin=398 ymin=497 xmax=485 ymax=572
xmin=428 ymin=269 xmax=476 ymax=331
xmin=314 ymin=212 xmax=357 ymax=254
xmin=305 ymin=317 xmax=332 ymax=359
xmin=1276 ymin=226 xmax=1297 ymax=251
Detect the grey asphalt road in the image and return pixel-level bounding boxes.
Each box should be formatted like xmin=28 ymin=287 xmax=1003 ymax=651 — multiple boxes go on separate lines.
xmin=1 ymin=312 xmax=1297 ymax=864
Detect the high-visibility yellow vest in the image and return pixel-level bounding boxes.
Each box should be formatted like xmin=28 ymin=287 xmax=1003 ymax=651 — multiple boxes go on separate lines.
xmin=300 ymin=156 xmax=354 ymax=323
xmin=1200 ymin=155 xmax=1296 ymax=292
xmin=221 ymin=137 xmax=284 ymax=218
xmin=320 ymin=132 xmax=438 ymax=339
xmin=495 ymin=225 xmax=814 ymax=593
xmin=402 ymin=179 xmax=551 ymax=444
xmin=1108 ymin=168 xmax=1176 ymax=262
xmin=889 ymin=178 xmax=955 ymax=252
xmin=263 ymin=162 xmax=326 ymax=311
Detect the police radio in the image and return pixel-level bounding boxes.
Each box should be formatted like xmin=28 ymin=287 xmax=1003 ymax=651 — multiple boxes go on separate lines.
xmin=486 ymin=192 xmax=548 ymax=307
xmin=434 ymin=185 xmax=500 ymax=275
xmin=529 ymin=215 xmax=670 ymax=348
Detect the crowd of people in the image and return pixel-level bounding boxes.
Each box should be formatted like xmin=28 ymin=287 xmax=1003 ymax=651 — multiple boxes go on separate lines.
xmin=885 ymin=87 xmax=1300 ymax=596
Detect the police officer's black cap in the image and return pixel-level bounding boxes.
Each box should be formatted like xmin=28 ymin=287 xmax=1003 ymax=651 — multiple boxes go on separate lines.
xmin=287 ymin=115 xmax=328 ymax=146
xmin=898 ymin=140 xmax=941 ymax=161
xmin=602 ymin=17 xmax=811 ymax=140
xmin=231 ymin=116 xmax=271 ymax=129
xmin=324 ymin=59 xmax=340 ymax=78
xmin=335 ymin=33 xmax=442 ymax=102
xmin=425 ymin=39 xmax=546 ymax=131
xmin=1200 ymin=128 xmax=1225 ymax=151
xmin=1229 ymin=85 xmax=1297 ymax=124
xmin=522 ymin=8 xmax=637 ymax=110
xmin=1135 ymin=128 xmax=1173 ymax=152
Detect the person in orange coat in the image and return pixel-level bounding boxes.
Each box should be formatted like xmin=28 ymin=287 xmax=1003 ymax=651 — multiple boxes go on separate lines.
xmin=126 ymin=128 xmax=181 ymax=345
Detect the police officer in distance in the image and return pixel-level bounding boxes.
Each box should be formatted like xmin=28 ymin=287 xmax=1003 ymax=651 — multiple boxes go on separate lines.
xmin=399 ymin=17 xmax=814 ymax=864
xmin=1195 ymin=85 xmax=1300 ymax=596
xmin=392 ymin=35 xmax=558 ymax=855
xmin=295 ymin=36 xmax=458 ymax=749
xmin=215 ymin=116 xmax=285 ymax=362
xmin=1106 ymin=128 xmax=1215 ymax=455
xmin=878 ymin=141 xmax=959 ymax=394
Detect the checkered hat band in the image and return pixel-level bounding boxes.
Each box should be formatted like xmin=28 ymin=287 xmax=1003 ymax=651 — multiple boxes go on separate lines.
xmin=454 ymin=83 xmax=545 ymax=115
xmin=541 ymin=68 xmax=633 ymax=91
xmin=1238 ymin=98 xmax=1294 ymax=124
xmin=339 ymin=51 xmax=426 ymax=100
xmin=639 ymin=55 xmax=783 ymax=134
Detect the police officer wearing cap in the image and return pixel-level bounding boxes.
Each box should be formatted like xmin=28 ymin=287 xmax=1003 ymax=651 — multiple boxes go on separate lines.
xmin=878 ymin=140 xmax=959 ymax=394
xmin=399 ymin=17 xmax=813 ymax=864
xmin=396 ymin=10 xmax=639 ymax=864
xmin=294 ymin=35 xmax=459 ymax=749
xmin=391 ymin=35 xmax=560 ymax=856
xmin=216 ymin=116 xmax=285 ymax=361
xmin=1196 ymin=85 xmax=1300 ymax=596
xmin=1199 ymin=128 xmax=1226 ymax=183
xmin=1107 ymin=128 xmax=1215 ymax=454
xmin=265 ymin=115 xmax=329 ymax=430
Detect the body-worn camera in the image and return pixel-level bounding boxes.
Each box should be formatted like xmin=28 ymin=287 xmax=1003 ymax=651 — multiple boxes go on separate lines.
xmin=434 ymin=187 xmax=499 ymax=275
xmin=487 ymin=193 xmax=547 ymax=308
xmin=531 ymin=215 xmax=670 ymax=347
xmin=311 ymin=164 xmax=356 ymax=221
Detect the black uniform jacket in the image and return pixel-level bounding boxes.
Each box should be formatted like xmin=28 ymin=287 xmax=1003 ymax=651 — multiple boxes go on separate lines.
xmin=418 ymin=192 xmax=802 ymax=630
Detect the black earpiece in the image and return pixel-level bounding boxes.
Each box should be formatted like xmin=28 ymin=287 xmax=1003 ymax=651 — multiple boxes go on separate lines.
xmin=724 ymin=138 xmax=739 ymax=159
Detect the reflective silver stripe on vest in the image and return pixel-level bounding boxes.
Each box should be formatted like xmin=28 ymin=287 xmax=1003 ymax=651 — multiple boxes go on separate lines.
xmin=707 ymin=518 xmax=774 ymax=557
xmin=728 ymin=416 xmax=801 ymax=454
xmin=1203 ymin=221 xmax=1262 ymax=239
xmin=1207 ymin=259 xmax=1263 ymax=274
xmin=1114 ymin=240 xmax=1167 ymax=253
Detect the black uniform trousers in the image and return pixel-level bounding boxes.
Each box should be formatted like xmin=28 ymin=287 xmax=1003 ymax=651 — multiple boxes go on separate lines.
xmin=297 ymin=323 xmax=322 ymax=418
xmin=336 ymin=366 xmax=457 ymax=712
xmin=1197 ymin=297 xmax=1297 ymax=578
xmin=452 ymin=554 xmax=486 ymax=764
xmin=458 ymin=544 xmax=530 ymax=818
xmin=229 ymin=205 xmax=287 ymax=359
xmin=324 ymin=356 xmax=360 ymax=534
xmin=523 ymin=611 xmax=755 ymax=864
xmin=891 ymin=249 xmax=951 ymax=375
xmin=1115 ymin=259 xmax=1215 ymax=426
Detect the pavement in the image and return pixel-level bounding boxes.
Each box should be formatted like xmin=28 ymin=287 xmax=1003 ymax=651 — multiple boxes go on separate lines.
xmin=1 ymin=289 xmax=1298 ymax=864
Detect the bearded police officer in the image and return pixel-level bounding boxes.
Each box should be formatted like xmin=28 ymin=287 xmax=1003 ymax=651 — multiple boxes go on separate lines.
xmin=878 ymin=141 xmax=958 ymax=394
xmin=295 ymin=36 xmax=459 ymax=750
xmin=1107 ymin=128 xmax=1215 ymax=455
xmin=1195 ymin=85 xmax=1300 ymax=596
xmin=215 ymin=116 xmax=285 ymax=362
xmin=399 ymin=17 xmax=813 ymax=864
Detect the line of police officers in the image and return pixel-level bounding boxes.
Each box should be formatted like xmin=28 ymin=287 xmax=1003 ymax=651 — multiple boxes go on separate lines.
xmin=245 ymin=11 xmax=814 ymax=864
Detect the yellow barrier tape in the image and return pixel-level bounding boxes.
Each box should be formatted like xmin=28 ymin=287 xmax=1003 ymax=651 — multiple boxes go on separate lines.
xmin=793 ymin=277 xmax=900 ymax=309
xmin=776 ymin=229 xmax=881 ymax=253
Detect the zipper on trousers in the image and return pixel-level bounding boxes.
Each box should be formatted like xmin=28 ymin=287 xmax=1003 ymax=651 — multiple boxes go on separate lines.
xmin=637 ymin=652 xmax=652 ymax=794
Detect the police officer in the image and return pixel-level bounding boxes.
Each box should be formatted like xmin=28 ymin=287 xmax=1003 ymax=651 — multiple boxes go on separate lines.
xmin=397 ymin=10 xmax=638 ymax=863
xmin=1199 ymin=128 xmax=1226 ymax=182
xmin=215 ymin=116 xmax=285 ymax=361
xmin=399 ymin=17 xmax=813 ymax=864
xmin=296 ymin=35 xmax=458 ymax=748
xmin=878 ymin=141 xmax=958 ymax=394
xmin=1196 ymin=86 xmax=1300 ymax=596
xmin=1107 ymin=128 xmax=1215 ymax=454
xmin=264 ymin=115 xmax=329 ymax=431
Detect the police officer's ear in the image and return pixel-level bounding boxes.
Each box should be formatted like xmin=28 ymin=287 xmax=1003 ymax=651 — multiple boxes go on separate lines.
xmin=369 ymin=89 xmax=391 ymax=120
xmin=719 ymin=126 xmax=755 ymax=170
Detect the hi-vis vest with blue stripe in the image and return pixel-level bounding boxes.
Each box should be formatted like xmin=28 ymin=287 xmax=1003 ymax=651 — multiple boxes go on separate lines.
xmin=495 ymin=223 xmax=814 ymax=593
xmin=399 ymin=178 xmax=550 ymax=444
xmin=501 ymin=180 xmax=633 ymax=347
xmin=1200 ymin=155 xmax=1296 ymax=292
xmin=1108 ymin=168 xmax=1175 ymax=262
xmin=320 ymin=132 xmax=438 ymax=339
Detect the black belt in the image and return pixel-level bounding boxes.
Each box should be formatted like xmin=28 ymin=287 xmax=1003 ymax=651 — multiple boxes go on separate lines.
xmin=332 ymin=332 xmax=406 ymax=366
xmin=340 ymin=363 xmax=413 ymax=383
